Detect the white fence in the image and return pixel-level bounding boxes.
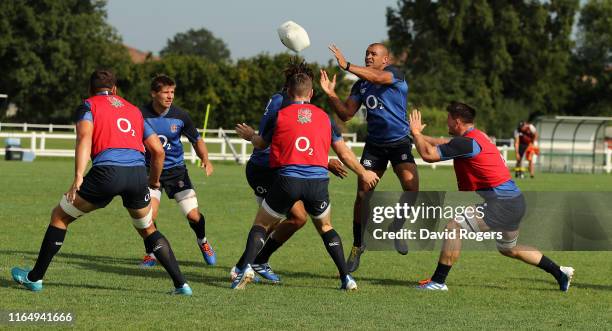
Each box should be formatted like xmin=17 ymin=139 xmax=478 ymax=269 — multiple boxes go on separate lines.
xmin=3 ymin=122 xmax=611 ymax=172
xmin=0 ymin=131 xmax=529 ymax=170
xmin=0 ymin=122 xmax=76 ymax=133
xmin=0 ymin=122 xmax=360 ymax=142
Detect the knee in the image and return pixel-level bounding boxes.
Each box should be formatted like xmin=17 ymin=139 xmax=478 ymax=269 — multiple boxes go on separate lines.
xmin=285 ymin=215 xmax=307 ymax=229
xmin=315 ymin=223 xmax=333 ymax=235
xmin=175 ymin=189 xmax=198 ymax=217
xmin=446 ymin=219 xmax=461 ymax=231
xmin=50 ymin=205 xmax=73 ymax=229
xmin=137 ymin=224 xmax=157 ymax=239
xmin=253 ymin=221 xmax=272 ymax=233
xmin=151 ymin=208 xmax=159 ymax=221
xmin=498 ymin=247 xmax=518 ymax=258
xmin=186 ymin=208 xmax=200 ymax=223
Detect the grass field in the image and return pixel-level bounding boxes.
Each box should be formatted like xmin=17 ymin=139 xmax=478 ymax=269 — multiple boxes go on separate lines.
xmin=1 ymin=159 xmax=611 ymax=329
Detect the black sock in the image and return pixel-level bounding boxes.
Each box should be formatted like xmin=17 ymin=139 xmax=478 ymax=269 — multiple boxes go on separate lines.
xmin=253 ymin=237 xmax=283 ymax=264
xmin=235 ymin=254 xmax=246 ymax=270
xmin=145 ymin=231 xmax=186 ymax=288
xmin=431 ymin=262 xmax=452 ymax=284
xmin=390 ymin=217 xmax=406 ymax=231
xmin=28 ymin=225 xmax=67 ymax=281
xmin=321 ymin=229 xmax=348 ymax=278
xmin=237 ymin=225 xmax=267 ymax=270
xmin=143 ymin=222 xmax=159 ymax=254
xmin=143 ymin=222 xmax=158 ymax=254
xmin=537 ymin=255 xmax=562 ymax=282
xmin=188 ymin=213 xmax=206 ymax=240
xmin=352 ymin=222 xmax=362 ymax=247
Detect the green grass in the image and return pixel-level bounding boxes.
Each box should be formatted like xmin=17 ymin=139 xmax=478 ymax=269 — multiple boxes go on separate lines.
xmin=1 ymin=160 xmax=611 ymax=329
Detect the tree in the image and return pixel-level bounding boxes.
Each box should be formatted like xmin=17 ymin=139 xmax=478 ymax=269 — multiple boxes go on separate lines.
xmin=121 ymin=53 xmax=351 ymax=130
xmin=568 ymin=0 xmax=612 ymax=116
xmin=0 ymin=0 xmax=131 ymax=122
xmin=160 ymin=28 xmax=231 ymax=62
xmin=386 ymin=0 xmax=579 ymax=136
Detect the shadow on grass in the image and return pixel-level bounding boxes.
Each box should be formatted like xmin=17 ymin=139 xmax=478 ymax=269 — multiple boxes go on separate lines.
xmin=4 ymin=249 xmax=428 ymax=290
xmin=2 ymin=248 xmax=213 ymax=269
xmin=511 ymin=276 xmax=612 ymax=291
xmin=1 ymin=277 xmax=16 ymax=289
xmin=268 ymin=269 xmax=417 ymax=288
xmin=1 ymin=275 xmax=139 ymax=292
xmin=1 ymin=249 xmax=229 ymax=286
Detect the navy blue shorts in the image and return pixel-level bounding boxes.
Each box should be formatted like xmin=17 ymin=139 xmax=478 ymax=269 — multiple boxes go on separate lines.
xmin=78 ymin=165 xmax=150 ymax=209
xmin=481 ymin=194 xmax=526 ymax=231
xmin=157 ymin=165 xmax=194 ymax=199
xmin=245 ymin=161 xmax=278 ymax=198
xmin=361 ymin=136 xmax=416 ymax=171
xmin=263 ymin=176 xmax=330 ymax=218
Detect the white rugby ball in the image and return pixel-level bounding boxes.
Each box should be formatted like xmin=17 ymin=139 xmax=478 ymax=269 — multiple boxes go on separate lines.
xmin=277 ymin=21 xmax=310 ymax=52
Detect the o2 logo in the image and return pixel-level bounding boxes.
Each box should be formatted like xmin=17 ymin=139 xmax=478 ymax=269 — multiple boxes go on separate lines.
xmin=256 ymin=186 xmax=267 ymax=195
xmin=117 ymin=118 xmax=135 ymax=136
xmin=365 ymin=95 xmax=384 ymax=110
xmin=158 ymin=135 xmax=172 ymax=150
xmin=295 ymin=136 xmax=313 ymax=155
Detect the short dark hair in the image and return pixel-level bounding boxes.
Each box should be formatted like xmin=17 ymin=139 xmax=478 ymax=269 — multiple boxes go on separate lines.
xmin=287 ymin=73 xmax=313 ymax=98
xmin=446 ymin=101 xmax=476 ymax=123
xmin=151 ymin=74 xmax=176 ymax=92
xmin=367 ymin=42 xmax=389 ymax=55
xmin=89 ymin=69 xmax=116 ymax=91
xmin=284 ymin=58 xmax=314 ymax=85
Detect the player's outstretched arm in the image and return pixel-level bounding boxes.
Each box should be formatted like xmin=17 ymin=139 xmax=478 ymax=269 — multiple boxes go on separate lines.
xmin=332 ymin=139 xmax=379 ymax=189
xmin=236 ymin=123 xmax=269 ymax=150
xmin=422 ymin=135 xmax=450 ymax=146
xmin=328 ymin=44 xmax=393 ymax=85
xmin=194 ymin=139 xmax=213 ymax=176
xmin=66 ymin=120 xmax=93 ymax=203
xmin=319 ymin=69 xmax=361 ymax=121
xmin=144 ymin=134 xmax=164 ymax=189
xmin=409 ymin=110 xmax=441 ymax=163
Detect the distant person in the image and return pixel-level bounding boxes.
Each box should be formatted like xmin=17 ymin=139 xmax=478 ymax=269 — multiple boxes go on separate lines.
xmin=408 ymin=102 xmax=573 ymax=292
xmin=138 ymin=74 xmax=216 ymax=268
xmin=514 ymin=121 xmax=538 ymax=178
xmin=11 ymin=70 xmax=192 ymax=295
xmin=320 ymin=43 xmax=417 ymax=272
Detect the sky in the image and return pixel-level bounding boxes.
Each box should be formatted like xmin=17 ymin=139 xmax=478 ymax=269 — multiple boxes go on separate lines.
xmin=106 ymin=0 xmax=399 ymax=65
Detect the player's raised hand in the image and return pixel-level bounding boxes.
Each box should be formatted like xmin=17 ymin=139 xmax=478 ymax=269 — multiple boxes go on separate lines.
xmin=65 ymin=175 xmax=83 ymax=204
xmin=360 ymin=170 xmax=380 ymax=190
xmin=409 ymin=109 xmax=427 ymax=136
xmin=235 ymin=123 xmax=256 ymax=141
xmin=329 ymin=44 xmax=348 ymax=69
xmin=201 ymin=159 xmax=214 ymax=176
xmin=319 ymin=69 xmax=337 ymax=96
xmin=328 ymin=158 xmax=348 ymax=178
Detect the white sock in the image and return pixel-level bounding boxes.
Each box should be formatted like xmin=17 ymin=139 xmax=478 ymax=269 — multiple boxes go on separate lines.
xmin=198 ymin=237 xmax=207 ymax=246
